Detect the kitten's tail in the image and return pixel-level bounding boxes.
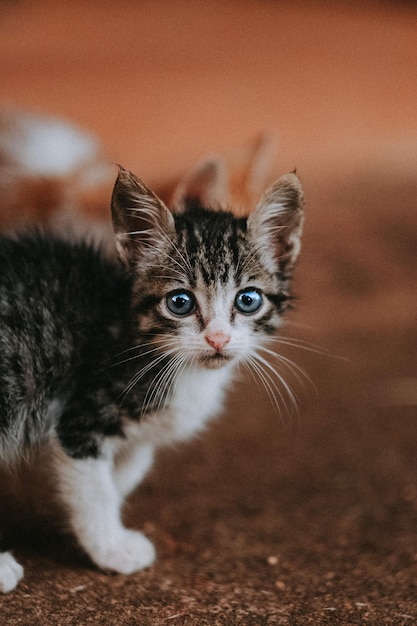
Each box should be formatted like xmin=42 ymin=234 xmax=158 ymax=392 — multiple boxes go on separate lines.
xmin=0 ymin=106 xmax=115 ymax=251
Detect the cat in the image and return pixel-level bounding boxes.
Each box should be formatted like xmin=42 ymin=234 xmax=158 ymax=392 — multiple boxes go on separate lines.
xmin=0 ymin=164 xmax=304 ymax=593
xmin=0 ymin=106 xmax=115 ymax=246
xmin=0 ymin=106 xmax=278 ymax=239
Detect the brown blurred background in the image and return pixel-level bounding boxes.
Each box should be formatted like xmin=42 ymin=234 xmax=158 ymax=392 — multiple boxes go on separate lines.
xmin=1 ymin=1 xmax=417 ymax=624
xmin=2 ymin=1 xmax=416 ymax=180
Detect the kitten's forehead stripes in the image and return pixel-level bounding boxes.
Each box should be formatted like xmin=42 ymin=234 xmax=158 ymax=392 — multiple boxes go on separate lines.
xmin=173 ymin=207 xmax=247 ymax=287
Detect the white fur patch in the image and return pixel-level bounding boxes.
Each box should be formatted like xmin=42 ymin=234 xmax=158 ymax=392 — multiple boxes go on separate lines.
xmin=53 ymin=445 xmax=155 ymax=574
xmin=0 ymin=552 xmax=24 ymax=594
xmin=126 ymin=363 xmax=235 ymax=447
xmin=112 ymin=441 xmax=154 ymax=498
xmin=0 ymin=109 xmax=100 ymax=177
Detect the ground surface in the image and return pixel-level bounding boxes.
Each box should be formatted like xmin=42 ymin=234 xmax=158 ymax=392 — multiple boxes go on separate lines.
xmin=1 ymin=1 xmax=417 ymax=624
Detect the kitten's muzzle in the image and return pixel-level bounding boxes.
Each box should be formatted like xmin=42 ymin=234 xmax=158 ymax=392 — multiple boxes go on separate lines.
xmin=201 ymin=331 xmax=233 ymax=369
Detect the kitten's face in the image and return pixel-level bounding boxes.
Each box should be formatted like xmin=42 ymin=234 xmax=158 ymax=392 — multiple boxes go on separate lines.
xmin=130 ymin=209 xmax=289 ymax=370
xmin=111 ymin=168 xmax=304 ymax=372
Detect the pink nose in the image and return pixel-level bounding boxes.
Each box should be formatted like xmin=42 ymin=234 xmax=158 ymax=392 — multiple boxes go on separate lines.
xmin=205 ymin=332 xmax=231 ymax=352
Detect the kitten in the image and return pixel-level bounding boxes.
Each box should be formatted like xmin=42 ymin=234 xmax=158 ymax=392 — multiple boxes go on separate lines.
xmin=0 ymin=166 xmax=304 ymax=593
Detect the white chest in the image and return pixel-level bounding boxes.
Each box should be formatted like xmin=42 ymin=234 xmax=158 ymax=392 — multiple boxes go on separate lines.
xmin=125 ymin=364 xmax=235 ymax=447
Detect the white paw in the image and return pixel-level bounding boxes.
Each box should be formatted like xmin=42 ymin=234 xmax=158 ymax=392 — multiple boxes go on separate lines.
xmin=0 ymin=552 xmax=24 ymax=593
xmin=88 ymin=529 xmax=156 ymax=575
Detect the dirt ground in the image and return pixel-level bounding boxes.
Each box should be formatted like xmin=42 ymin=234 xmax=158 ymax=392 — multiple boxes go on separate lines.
xmin=1 ymin=1 xmax=417 ymax=624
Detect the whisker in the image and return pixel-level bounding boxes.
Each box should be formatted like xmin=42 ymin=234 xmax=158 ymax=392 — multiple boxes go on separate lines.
xmin=127 ymin=209 xmax=195 ymax=281
xmin=118 ymin=345 xmax=181 ymax=403
xmin=251 ymin=354 xmax=296 ymax=417
xmin=141 ymin=352 xmax=189 ymax=415
xmin=264 ymin=334 xmax=343 ymax=360
xmin=243 ymin=355 xmax=293 ymax=426
xmin=115 ymin=332 xmax=181 ymax=352
xmin=253 ymin=352 xmax=301 ymax=408
xmin=111 ymin=337 xmax=179 ymax=367
xmin=243 ymin=357 xmax=281 ymax=412
xmin=236 ymin=247 xmax=263 ymax=277
xmin=257 ymin=345 xmax=316 ymax=394
xmin=119 ymin=353 xmax=168 ymax=402
xmin=111 ymin=345 xmax=163 ymax=368
xmin=159 ymin=353 xmax=191 ymax=413
xmin=140 ymin=361 xmax=170 ymax=415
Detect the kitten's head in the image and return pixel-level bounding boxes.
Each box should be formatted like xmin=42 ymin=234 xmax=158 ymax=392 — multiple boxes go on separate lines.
xmin=111 ymin=167 xmax=303 ymax=371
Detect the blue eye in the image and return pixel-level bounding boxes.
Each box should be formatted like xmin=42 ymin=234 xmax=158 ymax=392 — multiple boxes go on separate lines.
xmin=166 ymin=290 xmax=195 ymax=316
xmin=235 ymin=288 xmax=263 ymax=314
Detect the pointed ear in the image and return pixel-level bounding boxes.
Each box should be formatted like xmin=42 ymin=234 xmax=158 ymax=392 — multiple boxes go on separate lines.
xmin=171 ymin=155 xmax=228 ymax=212
xmin=244 ymin=132 xmax=278 ymax=200
xmin=228 ymin=132 xmax=278 ymax=214
xmin=247 ymin=173 xmax=304 ymax=274
xmin=111 ymin=166 xmax=175 ymax=268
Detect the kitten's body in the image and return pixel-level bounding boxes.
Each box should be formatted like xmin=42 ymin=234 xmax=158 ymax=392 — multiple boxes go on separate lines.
xmin=0 ymin=167 xmax=303 ymax=593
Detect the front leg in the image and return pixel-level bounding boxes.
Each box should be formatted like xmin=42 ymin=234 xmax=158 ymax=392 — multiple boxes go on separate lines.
xmin=53 ymin=444 xmax=155 ymax=575
xmin=113 ymin=442 xmax=154 ymax=499
xmin=0 ymin=552 xmax=24 ymax=593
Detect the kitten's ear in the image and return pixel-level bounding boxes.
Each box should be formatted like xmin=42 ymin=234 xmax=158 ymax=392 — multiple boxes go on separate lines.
xmin=111 ymin=167 xmax=175 ymax=268
xmin=171 ymin=155 xmax=228 ymax=212
xmin=247 ymin=173 xmax=304 ymax=274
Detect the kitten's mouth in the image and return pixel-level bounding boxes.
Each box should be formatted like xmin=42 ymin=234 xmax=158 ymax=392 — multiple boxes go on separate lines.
xmin=199 ymin=351 xmax=234 ymax=369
